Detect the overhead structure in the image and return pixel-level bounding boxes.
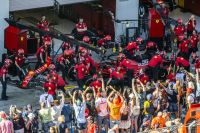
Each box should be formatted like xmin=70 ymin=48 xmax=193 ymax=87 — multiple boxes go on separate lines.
xmin=4 ymin=18 xmax=103 ymax=54
xmin=9 ymin=0 xmax=97 ymax=12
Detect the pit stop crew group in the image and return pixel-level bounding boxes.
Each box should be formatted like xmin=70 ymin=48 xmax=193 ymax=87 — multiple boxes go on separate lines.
xmin=0 ymin=15 xmax=200 ymax=133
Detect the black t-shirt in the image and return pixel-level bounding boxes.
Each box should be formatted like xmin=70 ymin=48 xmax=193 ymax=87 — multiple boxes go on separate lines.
xmin=167 ymin=90 xmax=178 ymax=103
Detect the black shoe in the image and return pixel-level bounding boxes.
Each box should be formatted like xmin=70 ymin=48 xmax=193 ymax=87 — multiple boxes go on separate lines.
xmin=1 ymin=98 xmax=8 ymax=101
xmin=5 ymin=96 xmax=9 ymax=99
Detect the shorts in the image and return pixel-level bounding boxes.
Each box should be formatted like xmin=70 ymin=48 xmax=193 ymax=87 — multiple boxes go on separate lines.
xmin=76 ymin=122 xmax=87 ymax=130
xmin=97 ymin=115 xmax=109 ymax=126
xmin=110 ymin=120 xmax=120 ymax=129
xmin=119 ymin=120 xmax=131 ymax=129
xmin=65 ymin=122 xmax=72 ymax=129
xmin=168 ymin=103 xmax=178 ymax=112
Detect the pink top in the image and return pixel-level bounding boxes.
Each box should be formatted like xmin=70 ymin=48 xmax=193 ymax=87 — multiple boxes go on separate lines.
xmin=0 ymin=120 xmax=13 ymax=133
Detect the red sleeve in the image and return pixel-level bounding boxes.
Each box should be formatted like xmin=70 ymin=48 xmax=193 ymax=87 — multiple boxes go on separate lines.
xmin=175 ymin=59 xmax=179 ymax=66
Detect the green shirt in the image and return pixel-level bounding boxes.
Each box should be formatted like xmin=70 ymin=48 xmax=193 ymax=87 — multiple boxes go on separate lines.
xmin=39 ymin=108 xmax=52 ymax=123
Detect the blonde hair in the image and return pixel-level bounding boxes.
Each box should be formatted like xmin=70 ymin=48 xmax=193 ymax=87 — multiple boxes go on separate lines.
xmin=58 ymin=115 xmax=65 ymax=123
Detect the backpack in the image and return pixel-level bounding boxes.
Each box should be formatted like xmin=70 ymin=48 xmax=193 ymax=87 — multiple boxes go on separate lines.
xmin=146 ymin=101 xmax=154 ymax=114
xmin=30 ymin=119 xmax=39 ymax=133
xmin=61 ymin=104 xmax=73 ymax=123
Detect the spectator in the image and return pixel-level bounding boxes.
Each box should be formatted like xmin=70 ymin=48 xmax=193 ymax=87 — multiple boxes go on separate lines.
xmin=73 ymin=90 xmax=87 ymax=133
xmin=51 ymin=92 xmax=65 ymax=125
xmin=61 ymin=98 xmax=73 ymax=133
xmin=119 ymin=101 xmax=131 ymax=133
xmin=95 ymin=82 xmax=109 ymax=133
xmin=87 ymin=116 xmax=96 ymax=133
xmin=151 ymin=112 xmax=166 ymax=129
xmin=57 ymin=115 xmax=68 ymax=133
xmin=49 ymin=126 xmax=58 ymax=133
xmin=26 ymin=113 xmax=38 ymax=133
xmin=39 ymin=89 xmax=54 ymax=108
xmin=107 ymin=87 xmax=124 ymax=133
xmin=0 ymin=111 xmax=14 ymax=133
xmin=39 ymin=102 xmax=54 ymax=132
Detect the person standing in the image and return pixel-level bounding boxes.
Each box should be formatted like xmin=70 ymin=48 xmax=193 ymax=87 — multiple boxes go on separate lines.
xmin=0 ymin=59 xmax=12 ymax=100
xmin=0 ymin=112 xmax=14 ymax=133
xmin=15 ymin=49 xmax=26 ymax=81
xmin=186 ymin=15 xmax=196 ymax=37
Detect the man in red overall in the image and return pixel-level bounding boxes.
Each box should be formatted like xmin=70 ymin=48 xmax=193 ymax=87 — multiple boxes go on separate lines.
xmin=175 ymin=57 xmax=190 ymax=72
xmin=124 ymin=41 xmax=139 ymax=60
xmin=177 ymin=39 xmax=190 ymax=60
xmin=75 ymin=18 xmax=87 ymax=40
xmin=107 ymin=67 xmax=124 ymax=92
xmin=74 ymin=60 xmax=87 ymax=90
xmin=15 ymin=49 xmax=26 ymax=80
xmin=118 ymin=54 xmax=136 ymax=86
xmin=0 ymin=59 xmax=12 ymax=100
xmin=186 ymin=15 xmax=196 ymax=37
xmin=148 ymin=55 xmax=163 ymax=81
xmin=174 ymin=18 xmax=186 ymax=47
xmin=62 ymin=42 xmax=71 ymax=53
xmin=190 ymin=30 xmax=199 ymax=63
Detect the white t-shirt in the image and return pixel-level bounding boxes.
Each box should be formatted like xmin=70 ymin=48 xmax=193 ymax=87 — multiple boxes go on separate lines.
xmin=39 ymin=93 xmax=54 ymax=107
xmin=51 ymin=100 xmax=64 ymax=122
xmin=95 ymin=97 xmax=108 ymax=116
xmin=196 ymin=82 xmax=200 ymax=97
xmin=73 ymin=102 xmax=86 ymax=123
xmin=187 ymin=93 xmax=195 ymax=104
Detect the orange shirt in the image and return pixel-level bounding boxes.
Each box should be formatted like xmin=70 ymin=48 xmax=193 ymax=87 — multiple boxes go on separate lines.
xmin=108 ymin=102 xmax=123 ymax=120
xmin=87 ymin=123 xmax=96 ymax=133
xmin=151 ymin=116 xmax=166 ymax=129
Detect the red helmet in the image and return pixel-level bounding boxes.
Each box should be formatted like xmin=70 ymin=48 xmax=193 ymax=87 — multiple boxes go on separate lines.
xmin=177 ymin=18 xmax=183 ymax=24
xmin=43 ymin=36 xmax=51 ymax=45
xmin=18 ymin=48 xmax=24 ymax=54
xmin=104 ymin=35 xmax=112 ymax=41
xmin=83 ymin=36 xmax=90 ymax=43
xmin=126 ymin=42 xmax=139 ymax=51
xmin=136 ymin=37 xmax=143 ymax=43
xmin=4 ymin=59 xmax=12 ymax=66
xmin=64 ymin=49 xmax=74 ymax=56
xmin=49 ymin=64 xmax=55 ymax=70
xmin=146 ymin=41 xmax=156 ymax=48
xmin=79 ymin=47 xmax=86 ymax=53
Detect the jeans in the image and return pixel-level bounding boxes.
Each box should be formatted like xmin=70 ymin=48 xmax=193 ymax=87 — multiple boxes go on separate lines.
xmin=1 ymin=79 xmax=7 ymax=99
xmin=42 ymin=121 xmax=54 ymax=133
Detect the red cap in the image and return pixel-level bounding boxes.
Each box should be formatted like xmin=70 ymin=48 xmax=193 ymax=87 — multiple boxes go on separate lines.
xmin=64 ymin=49 xmax=74 ymax=56
xmin=136 ymin=37 xmax=143 ymax=43
xmin=126 ymin=42 xmax=139 ymax=50
xmin=0 ymin=112 xmax=7 ymax=119
xmin=104 ymin=35 xmax=112 ymax=41
xmin=83 ymin=36 xmax=90 ymax=43
xmin=79 ymin=47 xmax=86 ymax=53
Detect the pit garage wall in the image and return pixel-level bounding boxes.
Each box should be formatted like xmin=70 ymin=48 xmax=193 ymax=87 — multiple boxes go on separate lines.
xmin=115 ymin=0 xmax=139 ymax=42
xmin=0 ymin=0 xmax=9 ymax=60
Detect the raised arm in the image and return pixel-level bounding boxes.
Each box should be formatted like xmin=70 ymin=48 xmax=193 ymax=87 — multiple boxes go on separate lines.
xmin=101 ymin=78 xmax=105 ymax=91
xmin=132 ymin=79 xmax=138 ymax=97
xmin=72 ymin=91 xmax=77 ymax=104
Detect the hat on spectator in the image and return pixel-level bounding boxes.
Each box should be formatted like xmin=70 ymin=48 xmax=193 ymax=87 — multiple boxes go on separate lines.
xmin=0 ymin=112 xmax=7 ymax=119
